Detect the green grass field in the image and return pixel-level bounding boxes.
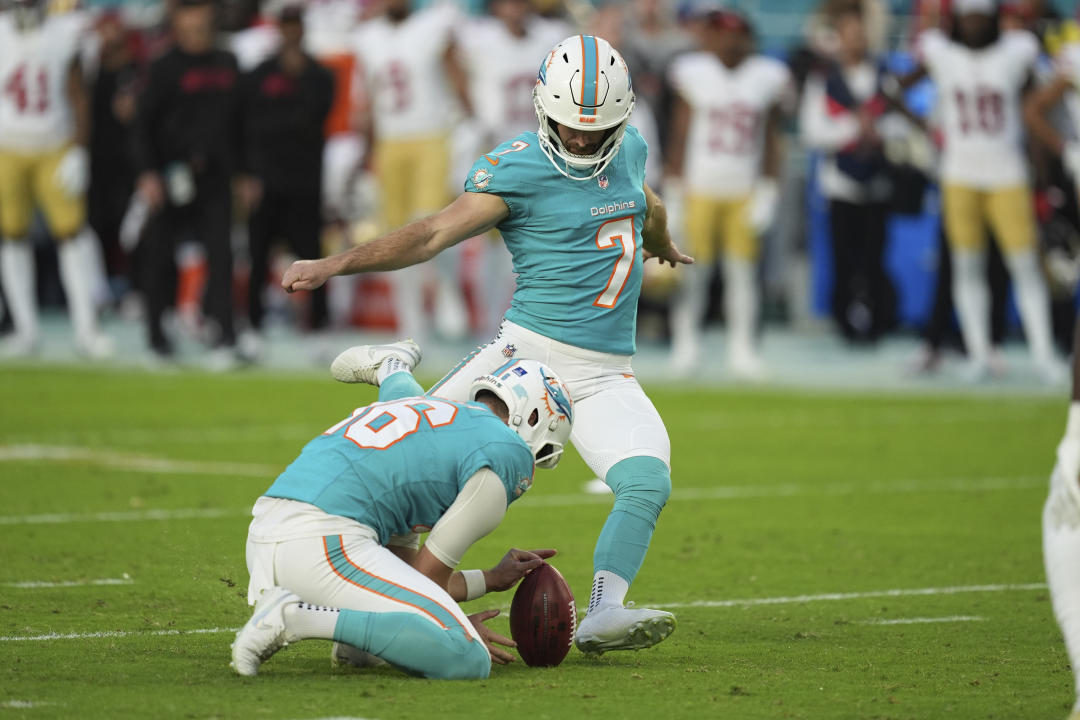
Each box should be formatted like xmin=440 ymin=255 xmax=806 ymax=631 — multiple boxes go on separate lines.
xmin=0 ymin=365 xmax=1073 ymax=719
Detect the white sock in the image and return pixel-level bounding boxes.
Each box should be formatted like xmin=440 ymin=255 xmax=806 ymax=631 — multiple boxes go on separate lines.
xmin=434 ymin=244 xmax=468 ymax=340
xmin=1005 ymin=248 xmax=1055 ymax=364
xmin=587 ymin=570 xmax=629 ymax=615
xmin=392 ymin=265 xmax=427 ymax=343
xmin=376 ymin=355 xmax=412 ymax=384
xmin=0 ymin=239 xmax=38 ymax=340
xmin=951 ymin=249 xmax=991 ymax=366
xmin=282 ymin=600 xmax=340 ymax=643
xmin=57 ymin=230 xmax=100 ymax=340
xmin=670 ymin=261 xmax=709 ymax=362
xmin=724 ymin=257 xmax=758 ymax=362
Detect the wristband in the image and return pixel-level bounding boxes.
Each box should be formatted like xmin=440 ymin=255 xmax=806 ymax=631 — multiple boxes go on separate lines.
xmin=462 ymin=569 xmax=486 ymax=601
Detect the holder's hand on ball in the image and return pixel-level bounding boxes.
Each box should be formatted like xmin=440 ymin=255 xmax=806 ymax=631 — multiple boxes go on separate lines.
xmin=485 ymin=548 xmax=557 ymax=593
xmin=468 ymin=609 xmax=516 ymax=665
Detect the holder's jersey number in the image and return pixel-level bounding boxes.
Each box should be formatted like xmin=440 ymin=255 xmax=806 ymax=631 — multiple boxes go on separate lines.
xmin=325 ymin=398 xmax=458 ymax=450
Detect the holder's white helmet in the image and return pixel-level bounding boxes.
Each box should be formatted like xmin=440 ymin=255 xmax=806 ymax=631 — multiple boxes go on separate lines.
xmin=533 ymin=34 xmax=635 ymax=181
xmin=469 ymin=359 xmax=574 ymax=469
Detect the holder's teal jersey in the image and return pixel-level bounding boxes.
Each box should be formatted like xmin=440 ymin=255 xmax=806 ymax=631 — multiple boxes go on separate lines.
xmin=263 ymin=382 xmax=535 ymax=545
xmin=464 ymin=126 xmax=649 ymax=355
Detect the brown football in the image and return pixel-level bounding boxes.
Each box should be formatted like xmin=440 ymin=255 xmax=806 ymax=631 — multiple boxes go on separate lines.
xmin=509 ymin=562 xmax=576 ymax=667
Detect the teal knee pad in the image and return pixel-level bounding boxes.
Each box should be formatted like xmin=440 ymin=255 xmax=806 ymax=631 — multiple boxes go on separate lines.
xmin=594 ymin=456 xmax=671 ymax=583
xmin=334 ymin=609 xmax=490 ymax=680
xmin=606 ymin=456 xmax=671 ymax=525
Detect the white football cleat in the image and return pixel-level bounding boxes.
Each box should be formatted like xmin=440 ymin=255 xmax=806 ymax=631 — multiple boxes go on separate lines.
xmin=331 ymin=641 xmax=388 ymax=669
xmin=75 ymin=331 xmax=114 ymax=360
xmin=330 ymin=339 xmax=422 ymax=385
xmin=574 ymin=603 xmax=676 ymax=655
xmin=0 ymin=332 xmax=39 ymax=359
xmin=230 ymin=586 xmax=298 ymax=677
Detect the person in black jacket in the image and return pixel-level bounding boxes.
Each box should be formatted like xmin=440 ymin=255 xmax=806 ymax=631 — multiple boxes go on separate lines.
xmin=239 ymin=5 xmax=333 ymax=349
xmin=133 ymin=0 xmax=241 ymax=363
xmin=89 ymin=12 xmax=140 ymax=295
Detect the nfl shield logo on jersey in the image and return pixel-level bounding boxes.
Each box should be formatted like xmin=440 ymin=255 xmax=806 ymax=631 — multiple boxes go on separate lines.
xmin=598 ymin=174 xmax=609 ymax=189
xmin=501 ymin=343 xmax=517 ymax=358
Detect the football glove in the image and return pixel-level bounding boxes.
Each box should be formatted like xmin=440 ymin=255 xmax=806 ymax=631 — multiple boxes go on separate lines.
xmin=749 ymin=177 xmax=779 ymax=235
xmin=54 ymin=145 xmax=89 ymax=196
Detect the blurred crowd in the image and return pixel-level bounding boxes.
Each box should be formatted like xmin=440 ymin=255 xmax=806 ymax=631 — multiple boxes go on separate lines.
xmin=0 ymin=0 xmax=1079 ymax=380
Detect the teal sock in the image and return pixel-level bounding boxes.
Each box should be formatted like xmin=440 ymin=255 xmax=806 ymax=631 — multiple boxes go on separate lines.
xmin=333 ymin=609 xmax=490 ymax=679
xmin=378 ymin=371 xmax=424 ymax=401
xmin=593 ymin=456 xmax=671 ymax=584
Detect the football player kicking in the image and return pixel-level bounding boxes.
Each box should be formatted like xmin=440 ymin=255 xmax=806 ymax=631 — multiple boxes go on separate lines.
xmin=0 ymin=0 xmax=111 ymax=358
xmin=232 ymin=341 xmax=573 ymax=678
xmin=283 ymin=35 xmax=691 ymax=655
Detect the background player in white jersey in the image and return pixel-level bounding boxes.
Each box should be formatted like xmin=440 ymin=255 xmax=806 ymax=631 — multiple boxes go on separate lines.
xmin=353 ymin=0 xmax=473 ymax=343
xmin=0 ymin=0 xmax=111 ymax=358
xmin=455 ymin=0 xmax=570 ymax=336
xmin=281 ymin=35 xmax=692 ymax=655
xmin=908 ymin=0 xmax=1062 ymax=382
xmin=665 ymin=9 xmax=790 ymax=379
xmin=231 ymin=341 xmax=573 ymax=678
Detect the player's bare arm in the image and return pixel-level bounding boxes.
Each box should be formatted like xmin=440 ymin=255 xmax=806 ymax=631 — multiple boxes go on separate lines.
xmin=282 ymin=191 xmax=509 ymax=292
xmin=664 ymin=95 xmax=690 ymax=179
xmin=66 ymin=57 xmax=89 ymax=148
xmin=762 ymin=103 xmax=784 ymax=180
xmin=1024 ymin=74 xmax=1072 ymax=156
xmin=641 ymin=182 xmax=693 ymax=268
xmin=412 ymin=545 xmax=555 ymax=602
xmin=443 ymin=40 xmax=474 ymax=118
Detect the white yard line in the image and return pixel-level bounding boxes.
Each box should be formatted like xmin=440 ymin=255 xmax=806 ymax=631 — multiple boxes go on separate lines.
xmin=649 ymin=583 xmax=1047 ymax=609
xmin=0 ymin=626 xmax=237 ymax=642
xmin=0 ymin=583 xmax=1043 ymax=642
xmin=0 ymin=444 xmax=278 ymax=477
xmin=856 ymin=615 xmax=986 ymax=625
xmin=0 ymin=473 xmax=1047 ymax=525
xmin=0 ymin=424 xmax=315 ymax=446
xmin=0 ymin=507 xmax=250 ymax=525
xmin=3 ymin=577 xmax=133 ymax=589
xmin=520 ymin=475 xmax=1045 ymax=507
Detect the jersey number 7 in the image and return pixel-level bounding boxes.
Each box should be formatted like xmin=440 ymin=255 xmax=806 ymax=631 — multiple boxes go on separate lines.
xmin=593 ymin=216 xmax=636 ymax=309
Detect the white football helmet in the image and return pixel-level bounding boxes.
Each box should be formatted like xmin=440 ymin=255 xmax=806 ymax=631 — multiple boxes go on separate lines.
xmin=469 ymin=359 xmax=574 ymax=469
xmin=533 ymin=34 xmax=635 ymax=181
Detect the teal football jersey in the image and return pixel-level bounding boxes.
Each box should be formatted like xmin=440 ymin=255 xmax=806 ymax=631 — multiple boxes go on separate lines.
xmin=263 ymin=381 xmax=535 ymax=545
xmin=464 ymin=126 xmax=649 ymax=355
